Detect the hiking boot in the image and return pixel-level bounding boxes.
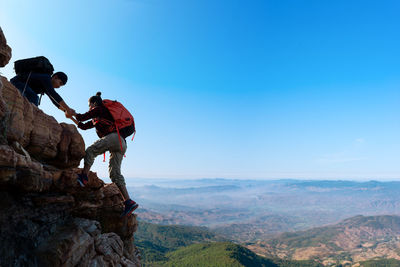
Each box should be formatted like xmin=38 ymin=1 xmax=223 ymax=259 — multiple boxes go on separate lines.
xmin=77 ymin=173 xmax=88 ymax=187
xmin=121 ymin=199 xmax=139 ymax=218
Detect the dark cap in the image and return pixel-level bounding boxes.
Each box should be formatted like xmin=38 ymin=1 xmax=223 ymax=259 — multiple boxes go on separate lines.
xmin=53 ymin=72 xmax=68 ymax=85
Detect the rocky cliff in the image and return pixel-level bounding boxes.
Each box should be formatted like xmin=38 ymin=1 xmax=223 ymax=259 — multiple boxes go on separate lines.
xmin=0 ymin=27 xmax=11 ymax=68
xmin=0 ymin=27 xmax=140 ymax=267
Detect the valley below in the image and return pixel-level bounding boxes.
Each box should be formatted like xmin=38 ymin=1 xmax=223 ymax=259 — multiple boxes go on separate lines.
xmin=128 ymin=179 xmax=400 ymax=266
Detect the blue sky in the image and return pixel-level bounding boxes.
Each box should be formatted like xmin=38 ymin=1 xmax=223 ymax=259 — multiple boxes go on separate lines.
xmin=0 ymin=0 xmax=399 ymax=180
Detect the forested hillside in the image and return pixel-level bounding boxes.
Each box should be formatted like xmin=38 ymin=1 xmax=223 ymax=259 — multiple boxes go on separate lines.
xmin=135 ymin=221 xmax=322 ymax=267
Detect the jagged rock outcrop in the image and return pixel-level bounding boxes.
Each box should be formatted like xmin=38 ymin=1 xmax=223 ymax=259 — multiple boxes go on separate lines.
xmin=0 ymin=27 xmax=11 ymax=67
xmin=0 ymin=27 xmax=140 ymax=266
xmin=0 ymin=26 xmax=11 ymax=140
xmin=0 ymin=77 xmax=85 ymax=168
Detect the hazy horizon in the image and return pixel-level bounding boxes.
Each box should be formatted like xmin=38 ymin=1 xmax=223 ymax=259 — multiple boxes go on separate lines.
xmin=118 ymin=177 xmax=400 ymax=188
xmin=128 ymin=178 xmax=400 ymax=242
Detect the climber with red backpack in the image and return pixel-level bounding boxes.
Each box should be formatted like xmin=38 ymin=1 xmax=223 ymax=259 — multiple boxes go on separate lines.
xmin=74 ymin=92 xmax=138 ymax=217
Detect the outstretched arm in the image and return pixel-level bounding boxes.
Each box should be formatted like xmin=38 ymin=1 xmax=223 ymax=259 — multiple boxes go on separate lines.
xmin=75 ymin=107 xmax=101 ymax=122
xmin=78 ymin=121 xmax=94 ymax=130
xmin=42 ymin=79 xmax=75 ymax=118
xmin=58 ymin=100 xmax=76 ymax=117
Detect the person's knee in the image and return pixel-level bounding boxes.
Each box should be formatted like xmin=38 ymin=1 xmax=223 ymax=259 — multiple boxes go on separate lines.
xmin=84 ymin=148 xmax=92 ymax=159
xmin=110 ymin=166 xmax=124 ymax=186
xmin=109 ymin=167 xmax=121 ymax=180
xmin=112 ymin=175 xmax=126 ymax=188
xmin=84 ymin=147 xmax=97 ymax=165
xmin=85 ymin=146 xmax=95 ymax=155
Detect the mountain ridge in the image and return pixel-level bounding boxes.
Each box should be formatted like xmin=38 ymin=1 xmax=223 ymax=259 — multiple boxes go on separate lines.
xmin=247 ymin=215 xmax=400 ymax=265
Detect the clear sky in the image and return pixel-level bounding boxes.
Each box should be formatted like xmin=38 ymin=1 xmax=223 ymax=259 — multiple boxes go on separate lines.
xmin=0 ymin=0 xmax=399 ymax=180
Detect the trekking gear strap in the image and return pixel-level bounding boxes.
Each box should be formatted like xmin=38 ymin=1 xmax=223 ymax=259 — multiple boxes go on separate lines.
xmin=103 ymin=153 xmax=106 ymax=162
xmin=38 ymin=93 xmax=44 ymax=105
xmin=115 ymin=123 xmax=126 ymax=157
xmin=21 ymin=71 xmax=32 ymax=97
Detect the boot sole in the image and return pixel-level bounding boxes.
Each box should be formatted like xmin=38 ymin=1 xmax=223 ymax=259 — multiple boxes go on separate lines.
xmin=121 ymin=203 xmax=139 ymax=218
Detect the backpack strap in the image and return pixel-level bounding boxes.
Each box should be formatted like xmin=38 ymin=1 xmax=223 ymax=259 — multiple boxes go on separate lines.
xmin=21 ymin=71 xmax=32 ymax=97
xmin=115 ymin=123 xmax=126 ymax=157
xmin=102 ymin=122 xmax=127 ymax=164
xmin=38 ymin=93 xmax=44 ymax=105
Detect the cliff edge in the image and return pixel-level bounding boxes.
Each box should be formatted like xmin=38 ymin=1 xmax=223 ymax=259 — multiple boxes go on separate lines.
xmin=0 ymin=27 xmax=140 ymax=267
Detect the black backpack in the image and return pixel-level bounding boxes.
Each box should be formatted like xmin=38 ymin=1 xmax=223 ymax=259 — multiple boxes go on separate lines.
xmin=14 ymin=56 xmax=54 ymax=75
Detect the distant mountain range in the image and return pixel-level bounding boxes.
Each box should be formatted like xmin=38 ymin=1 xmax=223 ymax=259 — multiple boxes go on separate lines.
xmin=248 ymin=215 xmax=400 ymax=266
xmin=132 ymin=179 xmax=400 ymax=243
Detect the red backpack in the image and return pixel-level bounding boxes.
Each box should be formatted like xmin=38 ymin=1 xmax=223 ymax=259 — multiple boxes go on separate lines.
xmin=103 ymin=99 xmax=135 ymax=153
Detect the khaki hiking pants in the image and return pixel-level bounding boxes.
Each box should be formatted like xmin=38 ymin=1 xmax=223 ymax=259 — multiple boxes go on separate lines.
xmin=84 ymin=132 xmax=127 ymax=187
